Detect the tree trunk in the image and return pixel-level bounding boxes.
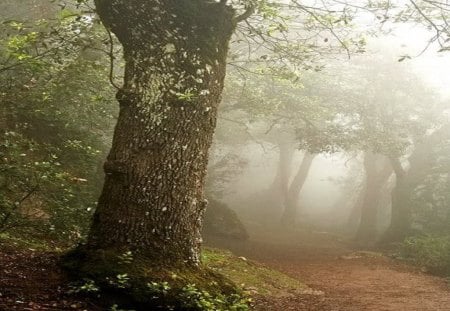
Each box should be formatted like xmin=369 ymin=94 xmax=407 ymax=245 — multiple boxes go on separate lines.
xmin=346 ymin=181 xmax=366 ymax=229
xmin=270 ymin=138 xmax=296 ymax=201
xmin=355 ymin=152 xmax=392 ymax=245
xmin=87 ymin=0 xmax=235 ymax=266
xmin=381 ymin=157 xmax=410 ymax=241
xmin=381 ymin=126 xmax=450 ymax=243
xmin=280 ymin=152 xmax=316 ymax=227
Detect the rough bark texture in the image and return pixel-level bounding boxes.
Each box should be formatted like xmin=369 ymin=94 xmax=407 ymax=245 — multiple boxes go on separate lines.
xmin=87 ymin=0 xmax=235 ymax=265
xmin=355 ymin=152 xmax=392 ymax=245
xmin=280 ymin=152 xmax=316 ymax=227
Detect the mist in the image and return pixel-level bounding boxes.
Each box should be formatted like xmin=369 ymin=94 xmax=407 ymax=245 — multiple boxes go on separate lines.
xmin=2 ymin=1 xmax=450 ymax=310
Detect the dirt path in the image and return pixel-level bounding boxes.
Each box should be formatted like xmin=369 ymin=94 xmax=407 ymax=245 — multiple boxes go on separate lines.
xmin=2 ymin=231 xmax=450 ymax=310
xmin=206 ymin=229 xmax=450 ymax=311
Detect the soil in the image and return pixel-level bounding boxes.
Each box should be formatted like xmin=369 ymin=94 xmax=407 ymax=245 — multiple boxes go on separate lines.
xmin=207 ymin=227 xmax=450 ymax=311
xmin=0 ymin=243 xmax=102 ymax=311
xmin=1 ymin=229 xmax=450 ymax=311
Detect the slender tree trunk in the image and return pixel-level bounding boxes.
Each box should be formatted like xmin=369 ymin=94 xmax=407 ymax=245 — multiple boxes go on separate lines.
xmin=271 ymin=138 xmax=295 ymax=200
xmin=355 ymin=152 xmax=392 ymax=245
xmin=87 ymin=0 xmax=235 ymax=266
xmin=347 ymin=182 xmax=366 ymax=229
xmin=280 ymin=152 xmax=316 ymax=227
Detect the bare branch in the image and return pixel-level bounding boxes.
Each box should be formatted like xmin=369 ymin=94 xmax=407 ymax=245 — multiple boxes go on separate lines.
xmin=292 ymin=0 xmax=351 ymax=59
xmin=410 ymin=0 xmax=442 ymax=39
xmin=234 ymin=5 xmax=255 ymax=23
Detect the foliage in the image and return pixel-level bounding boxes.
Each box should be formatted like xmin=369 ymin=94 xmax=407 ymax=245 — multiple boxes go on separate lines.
xmin=409 ymin=127 xmax=450 ymax=234
xmin=0 ymin=131 xmax=89 ymax=236
xmin=401 ymin=235 xmax=450 ymax=276
xmin=145 ymin=281 xmax=250 ymax=311
xmin=68 ymin=279 xmax=100 ymax=294
xmin=0 ymin=1 xmax=117 ymax=244
xmin=230 ymin=0 xmax=368 ymax=76
xmin=62 ymin=246 xmax=252 ymax=311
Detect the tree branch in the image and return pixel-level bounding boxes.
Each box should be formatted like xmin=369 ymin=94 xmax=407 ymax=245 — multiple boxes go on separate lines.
xmin=234 ymin=5 xmax=255 ymax=23
xmin=106 ymin=27 xmax=121 ymax=90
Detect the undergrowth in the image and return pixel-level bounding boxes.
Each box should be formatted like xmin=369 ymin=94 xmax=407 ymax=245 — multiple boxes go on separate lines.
xmin=400 ymin=235 xmax=450 ymax=276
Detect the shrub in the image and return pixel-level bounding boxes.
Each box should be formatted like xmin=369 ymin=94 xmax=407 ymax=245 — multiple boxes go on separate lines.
xmin=401 ymin=235 xmax=450 ymax=276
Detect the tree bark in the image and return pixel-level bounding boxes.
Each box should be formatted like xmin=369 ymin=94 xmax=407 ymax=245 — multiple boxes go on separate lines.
xmin=280 ymin=152 xmax=316 ymax=227
xmin=87 ymin=0 xmax=235 ymax=266
xmin=355 ymin=152 xmax=392 ymax=245
xmin=271 ymin=138 xmax=296 ymax=201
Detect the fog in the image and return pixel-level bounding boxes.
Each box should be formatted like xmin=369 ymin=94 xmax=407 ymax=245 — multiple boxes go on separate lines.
xmin=207 ymin=22 xmax=450 ymax=245
xmin=4 ymin=1 xmax=450 ymax=310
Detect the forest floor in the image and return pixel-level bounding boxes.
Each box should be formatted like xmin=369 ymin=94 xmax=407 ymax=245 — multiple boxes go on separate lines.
xmin=206 ymin=227 xmax=450 ymax=311
xmin=0 ymin=241 xmax=103 ymax=310
xmin=1 ymin=229 xmax=450 ymax=310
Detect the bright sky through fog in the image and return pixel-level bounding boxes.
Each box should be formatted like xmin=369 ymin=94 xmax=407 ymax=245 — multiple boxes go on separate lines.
xmin=393 ymin=23 xmax=450 ymax=97
xmin=365 ymin=21 xmax=450 ymax=98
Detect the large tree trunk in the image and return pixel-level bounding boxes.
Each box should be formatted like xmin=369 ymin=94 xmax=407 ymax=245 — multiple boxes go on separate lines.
xmin=87 ymin=0 xmax=235 ymax=266
xmin=280 ymin=152 xmax=316 ymax=227
xmin=355 ymin=152 xmax=392 ymax=245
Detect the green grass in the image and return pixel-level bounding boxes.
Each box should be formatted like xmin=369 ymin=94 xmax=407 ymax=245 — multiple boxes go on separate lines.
xmin=0 ymin=232 xmax=60 ymax=251
xmin=202 ymin=247 xmax=308 ymax=297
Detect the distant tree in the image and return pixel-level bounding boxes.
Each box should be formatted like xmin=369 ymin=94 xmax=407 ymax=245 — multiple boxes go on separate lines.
xmin=331 ymin=52 xmax=443 ymax=245
xmin=383 ymin=123 xmax=450 ymax=242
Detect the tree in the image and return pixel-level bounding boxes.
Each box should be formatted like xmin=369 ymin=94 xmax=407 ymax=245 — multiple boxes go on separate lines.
xmin=86 ymin=0 xmax=237 ymax=265
xmin=383 ymin=123 xmax=450 ymax=242
xmin=65 ymin=1 xmax=391 ymax=307
xmin=84 ymin=0 xmax=367 ymax=269
xmin=312 ymin=45 xmax=443 ymax=245
xmin=280 ymin=152 xmax=316 ymax=226
xmin=354 ymin=152 xmax=392 ymax=244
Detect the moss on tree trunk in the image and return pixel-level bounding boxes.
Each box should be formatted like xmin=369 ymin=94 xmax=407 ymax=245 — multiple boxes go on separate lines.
xmin=88 ymin=0 xmax=235 ymax=264
xmin=62 ymin=1 xmax=243 ymax=309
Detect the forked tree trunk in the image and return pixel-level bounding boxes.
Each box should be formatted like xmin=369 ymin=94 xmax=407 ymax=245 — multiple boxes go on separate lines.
xmin=88 ymin=0 xmax=235 ymax=265
xmin=280 ymin=152 xmax=316 ymax=227
xmin=382 ymin=157 xmax=409 ymax=241
xmin=382 ymin=126 xmax=450 ymax=243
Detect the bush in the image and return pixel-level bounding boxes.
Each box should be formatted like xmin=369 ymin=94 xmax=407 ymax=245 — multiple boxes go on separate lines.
xmin=401 ymin=235 xmax=450 ymax=276
xmin=0 ymin=3 xmax=117 ymax=245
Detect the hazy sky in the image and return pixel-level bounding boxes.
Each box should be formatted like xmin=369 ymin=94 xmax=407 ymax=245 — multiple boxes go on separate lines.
xmin=388 ymin=23 xmax=450 ymax=97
